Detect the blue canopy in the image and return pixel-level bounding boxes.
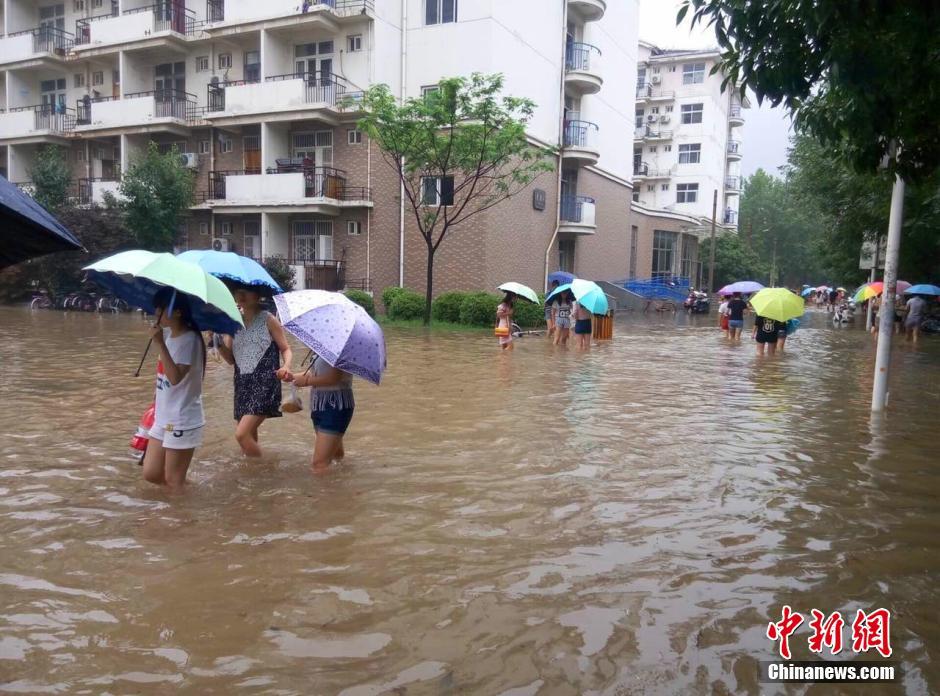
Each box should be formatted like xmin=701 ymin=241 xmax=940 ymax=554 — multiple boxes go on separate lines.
xmin=548 ymin=271 xmax=576 ymax=286
xmin=177 ymin=249 xmax=283 ymax=293
xmin=0 ymin=175 xmax=84 ymax=269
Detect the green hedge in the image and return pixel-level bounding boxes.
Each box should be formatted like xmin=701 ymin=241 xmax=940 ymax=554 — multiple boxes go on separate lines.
xmin=459 ymin=292 xmax=502 ymax=326
xmin=388 ymin=290 xmax=427 ymax=320
xmin=381 ymin=286 xmax=408 ymax=313
xmin=512 ymin=294 xmax=546 ymax=327
xmin=344 ymin=289 xmax=375 ymax=316
xmin=431 ymin=291 xmax=468 ymax=323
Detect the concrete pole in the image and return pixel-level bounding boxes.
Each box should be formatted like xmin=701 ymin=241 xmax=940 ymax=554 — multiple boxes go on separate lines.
xmin=864 ymin=235 xmax=880 ymax=332
xmin=707 ymin=189 xmax=717 ymax=293
xmin=871 ymin=175 xmax=906 ymax=412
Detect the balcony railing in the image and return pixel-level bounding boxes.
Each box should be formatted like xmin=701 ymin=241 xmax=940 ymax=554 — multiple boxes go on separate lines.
xmin=206 ymin=77 xmax=261 ymax=112
xmin=563 ymin=119 xmax=599 ymax=148
xmin=8 ymin=104 xmax=76 ymax=133
xmin=565 ymin=42 xmax=601 ymax=72
xmin=730 ymin=105 xmax=743 ymax=119
xmin=76 ymin=2 xmax=195 ymax=45
xmin=208 ymin=166 xmax=371 ymax=201
xmin=206 ymin=72 xmax=356 ymax=113
xmin=636 ymin=125 xmax=672 ymax=140
xmin=76 ymin=88 xmax=198 ymax=125
xmin=8 ymin=26 xmax=74 ymax=54
xmin=634 ymin=162 xmax=648 ymax=176
xmin=636 ymin=84 xmax=675 ymax=100
xmin=288 ymin=259 xmax=345 ymax=292
xmin=560 ymin=194 xmax=595 ymax=223
xmin=725 ymin=176 xmax=741 ymax=190
xmin=723 ymin=209 xmax=738 ymax=225
xmin=206 ymin=0 xmax=374 ymax=23
xmin=78 ymin=176 xmax=121 ymax=205
xmin=728 ymin=140 xmax=742 ymax=155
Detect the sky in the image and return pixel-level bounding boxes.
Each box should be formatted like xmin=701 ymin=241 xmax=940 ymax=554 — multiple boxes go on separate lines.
xmin=637 ymin=0 xmax=792 ymax=178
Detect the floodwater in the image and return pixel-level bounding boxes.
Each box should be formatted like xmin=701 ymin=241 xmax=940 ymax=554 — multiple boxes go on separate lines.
xmin=0 ymin=305 xmax=938 ymax=695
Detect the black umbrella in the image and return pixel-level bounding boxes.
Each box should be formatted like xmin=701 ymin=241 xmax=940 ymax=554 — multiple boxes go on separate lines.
xmin=0 ymin=175 xmax=84 ymax=269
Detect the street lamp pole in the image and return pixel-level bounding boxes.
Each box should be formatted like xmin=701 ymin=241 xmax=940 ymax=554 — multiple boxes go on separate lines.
xmin=707 ymin=189 xmax=717 ymax=293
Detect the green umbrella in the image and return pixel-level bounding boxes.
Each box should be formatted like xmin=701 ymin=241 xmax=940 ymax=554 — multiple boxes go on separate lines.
xmin=497 ymin=282 xmax=539 ymax=304
xmin=749 ymin=287 xmax=804 ymax=322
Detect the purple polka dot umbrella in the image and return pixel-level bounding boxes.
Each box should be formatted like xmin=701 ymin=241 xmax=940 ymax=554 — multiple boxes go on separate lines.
xmin=274 ymin=290 xmax=387 ymax=385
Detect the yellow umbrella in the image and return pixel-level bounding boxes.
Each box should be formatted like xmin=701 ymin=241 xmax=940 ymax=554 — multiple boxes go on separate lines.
xmin=749 ymin=288 xmax=804 ymax=322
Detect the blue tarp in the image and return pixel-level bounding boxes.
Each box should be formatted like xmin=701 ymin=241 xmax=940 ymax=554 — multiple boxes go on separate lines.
xmin=0 ymin=175 xmax=83 ymax=269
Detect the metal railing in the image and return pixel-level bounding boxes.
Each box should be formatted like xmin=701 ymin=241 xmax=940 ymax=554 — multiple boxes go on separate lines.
xmin=74 ymin=8 xmax=119 ymax=44
xmin=206 ymin=0 xmax=373 ymax=23
xmin=728 ymin=140 xmax=742 ymax=155
xmin=730 ymin=105 xmax=743 ymax=119
xmin=622 ymin=276 xmax=691 ymax=302
xmin=125 ymin=3 xmax=198 ymax=35
xmin=9 ymin=26 xmax=74 ymax=54
xmin=78 ymin=176 xmax=121 ymax=205
xmin=723 ymin=209 xmax=738 ymax=225
xmin=636 ymin=125 xmax=672 ymax=139
xmin=76 ymin=89 xmax=197 ymax=124
xmin=636 ymin=84 xmax=675 ymax=100
xmin=206 ymin=77 xmax=261 ymax=112
xmin=210 ymin=166 xmax=372 ymax=201
xmin=560 ymin=194 xmax=594 ymax=223
xmin=563 ymin=119 xmax=599 ymax=148
xmin=725 ymin=176 xmax=741 ymax=190
xmin=565 ymin=42 xmax=601 ymax=73
xmin=9 ymin=104 xmax=77 ymax=133
xmin=634 ymin=162 xmax=649 ymax=177
xmin=206 ymin=72 xmax=353 ymax=112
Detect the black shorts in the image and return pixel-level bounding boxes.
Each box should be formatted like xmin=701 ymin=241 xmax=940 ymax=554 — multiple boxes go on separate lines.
xmin=574 ymin=318 xmax=592 ymax=335
xmin=755 ymin=331 xmax=778 ymax=344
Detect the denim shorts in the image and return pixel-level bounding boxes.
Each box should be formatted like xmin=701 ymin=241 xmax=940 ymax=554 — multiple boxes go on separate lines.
xmin=574 ymin=318 xmax=592 ymax=335
xmin=312 ymin=406 xmax=355 ymax=435
xmin=728 ymin=319 xmax=744 ymax=329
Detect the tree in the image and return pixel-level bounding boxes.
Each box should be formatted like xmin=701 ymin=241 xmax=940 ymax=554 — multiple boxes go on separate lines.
xmin=118 ymin=143 xmax=195 ymax=251
xmin=678 ymin=1 xmax=940 ymax=181
xmin=700 ymin=231 xmax=768 ymax=291
xmin=356 ymin=73 xmax=552 ymax=324
xmin=29 ymin=145 xmax=71 ymax=213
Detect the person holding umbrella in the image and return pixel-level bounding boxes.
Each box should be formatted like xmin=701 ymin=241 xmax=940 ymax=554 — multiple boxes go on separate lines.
xmin=496 ymin=292 xmax=516 ymax=351
xmin=748 ymin=288 xmax=804 ymax=356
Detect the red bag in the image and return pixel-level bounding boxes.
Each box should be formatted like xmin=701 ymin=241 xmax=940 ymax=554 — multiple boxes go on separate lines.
xmin=130 ymin=404 xmax=156 ymax=452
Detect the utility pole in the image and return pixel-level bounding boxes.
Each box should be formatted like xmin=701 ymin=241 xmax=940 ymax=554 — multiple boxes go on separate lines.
xmin=865 ymin=235 xmax=881 ymax=332
xmin=872 ymin=146 xmax=905 ymax=412
xmin=707 ymin=189 xmax=717 ymax=294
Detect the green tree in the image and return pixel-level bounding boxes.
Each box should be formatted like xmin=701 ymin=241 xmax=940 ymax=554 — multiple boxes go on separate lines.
xmin=701 ymin=232 xmax=768 ymax=291
xmin=678 ymin=1 xmax=940 ymax=181
xmin=357 ymin=73 xmax=552 ymax=324
xmin=29 ymin=145 xmax=71 ymax=213
xmin=118 ymin=143 xmax=195 ymax=251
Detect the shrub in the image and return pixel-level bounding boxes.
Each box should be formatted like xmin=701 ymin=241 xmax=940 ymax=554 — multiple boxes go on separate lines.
xmin=388 ymin=289 xmax=427 ymax=320
xmin=262 ymin=256 xmax=296 ymax=292
xmin=344 ymin=289 xmax=375 ymax=316
xmin=381 ymin=286 xmax=408 ymax=313
xmin=459 ymin=292 xmax=502 ymax=326
xmin=512 ymin=294 xmax=546 ymax=328
xmin=431 ymin=291 xmax=468 ymax=323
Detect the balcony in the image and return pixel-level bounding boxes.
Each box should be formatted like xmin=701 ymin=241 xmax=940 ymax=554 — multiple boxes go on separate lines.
xmin=206 ymin=166 xmax=371 ymax=211
xmin=729 ymin=105 xmax=745 ymax=126
xmin=633 ymin=162 xmax=671 ymax=181
xmin=75 ymin=4 xmax=196 ymax=49
xmin=636 ymin=84 xmax=675 ymax=103
xmin=0 ymin=27 xmax=73 ymax=66
xmin=565 ymin=42 xmax=602 ymax=95
xmin=206 ymin=0 xmax=374 ymax=27
xmin=723 ymin=209 xmax=738 ymax=225
xmin=288 ymin=258 xmax=346 ymax=292
xmin=0 ymin=105 xmax=76 ymax=141
xmin=727 ymin=140 xmax=742 ymax=160
xmin=206 ymin=72 xmax=361 ymax=124
xmin=559 ymin=195 xmax=596 ymax=235
xmin=562 ymin=119 xmax=600 ymax=166
xmin=75 ymin=89 xmax=197 ymax=132
xmin=725 ymin=176 xmax=741 ymax=193
xmin=567 ymin=0 xmax=606 ymax=22
xmin=634 ymin=125 xmax=672 ymax=142
xmin=78 ymin=177 xmax=123 ymax=206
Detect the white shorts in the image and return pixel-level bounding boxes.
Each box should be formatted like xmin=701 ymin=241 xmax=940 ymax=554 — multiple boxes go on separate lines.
xmin=148 ymin=425 xmax=204 ymax=450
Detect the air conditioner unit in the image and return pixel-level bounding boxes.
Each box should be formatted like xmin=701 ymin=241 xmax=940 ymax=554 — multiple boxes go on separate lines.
xmin=647 ymin=114 xmax=657 ymax=123
xmin=179 ymin=153 xmax=198 ymax=168
xmin=212 ymin=238 xmax=230 ymax=252
xmin=660 ymin=115 xmax=671 ymax=124
xmin=650 ymin=75 xmax=661 ymax=85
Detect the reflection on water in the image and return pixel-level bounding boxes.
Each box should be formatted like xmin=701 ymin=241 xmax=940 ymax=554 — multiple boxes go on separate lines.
xmin=0 ymin=306 xmax=938 ymax=694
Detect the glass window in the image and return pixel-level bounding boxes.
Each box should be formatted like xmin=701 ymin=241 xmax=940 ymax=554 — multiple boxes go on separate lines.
xmin=676 ymin=183 xmax=698 ymax=203
xmin=661 ymin=183 xmax=669 ymax=191
xmin=347 ymin=129 xmax=363 ymax=145
xmin=92 ymin=71 xmax=103 ymax=86
xmin=421 ymin=176 xmax=455 ymax=206
xmin=426 ymin=0 xmax=457 ymax=25
xmin=347 ymin=220 xmax=362 ymax=236
xmin=683 ymin=62 xmax=706 ymax=84
xmin=652 ymin=230 xmax=679 ymax=278
xmin=218 ymin=53 xmax=232 ymax=69
xmin=74 ymin=73 xmax=85 ymax=88
xmin=347 ymin=35 xmax=362 ymax=52
xmin=220 ymin=137 xmax=233 ymax=153
xmin=678 ymin=143 xmax=701 ymax=164
xmin=636 ymin=67 xmax=646 ymax=88
xmin=680 ymin=103 xmax=703 ymax=124
xmin=196 ymin=56 xmax=209 ymax=72
xmin=198 ymin=140 xmax=210 ymax=154
xmin=635 ymin=108 xmax=644 ymax=129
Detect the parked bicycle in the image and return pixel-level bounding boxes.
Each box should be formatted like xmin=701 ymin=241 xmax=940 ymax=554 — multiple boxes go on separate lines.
xmin=29 ymin=291 xmax=55 ymax=310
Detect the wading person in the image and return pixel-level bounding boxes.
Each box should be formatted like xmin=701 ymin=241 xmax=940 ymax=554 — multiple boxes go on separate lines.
xmin=904 ymin=293 xmax=927 ymax=343
xmin=553 ymin=290 xmax=574 ymax=346
xmin=718 ymin=295 xmax=730 ymax=334
xmin=573 ymin=300 xmax=593 ymax=350
xmin=143 ymin=289 xmax=206 ymax=489
xmin=753 ymin=314 xmax=786 ymax=356
xmin=495 ymin=293 xmax=515 ymax=351
xmin=726 ymin=292 xmax=748 ymax=341
xmin=545 ymin=280 xmax=560 ymax=338
xmin=217 ymin=284 xmax=293 ymax=457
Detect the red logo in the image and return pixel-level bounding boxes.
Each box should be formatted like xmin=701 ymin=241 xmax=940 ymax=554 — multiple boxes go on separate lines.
xmin=767 ymin=607 xmax=892 ymax=659
xmin=766 ymin=605 xmax=804 ymax=659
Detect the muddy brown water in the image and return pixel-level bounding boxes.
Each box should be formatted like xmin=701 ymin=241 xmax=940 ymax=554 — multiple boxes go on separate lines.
xmin=0 ymin=305 xmax=938 ymax=695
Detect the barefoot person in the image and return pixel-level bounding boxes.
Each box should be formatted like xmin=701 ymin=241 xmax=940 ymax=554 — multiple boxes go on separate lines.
xmin=496 ymin=293 xmax=515 ymax=351
xmin=904 ymin=293 xmax=928 ymax=343
xmin=726 ymin=292 xmax=748 ymax=341
xmin=553 ymin=290 xmax=574 ymax=346
xmin=545 ymin=280 xmax=560 ymax=338
xmin=218 ymin=284 xmax=293 ymax=457
xmin=143 ymin=289 xmax=206 ymax=489
xmin=286 ymin=356 xmax=354 ymax=474
xmin=753 ymin=314 xmax=785 ymax=356
xmin=573 ymin=300 xmax=593 ymax=350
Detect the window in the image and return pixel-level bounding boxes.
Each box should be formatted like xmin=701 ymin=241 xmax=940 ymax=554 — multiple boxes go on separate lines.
xmin=661 ymin=183 xmax=669 ymax=191
xmin=648 ymin=146 xmax=657 ymax=153
xmin=652 ymin=230 xmax=679 ymax=278
xmin=421 ymin=176 xmax=455 ymax=206
xmin=680 ymin=103 xmax=703 ymax=124
xmin=347 ymin=220 xmax=362 ymax=236
xmin=74 ymin=73 xmax=85 ymax=88
xmin=665 ymin=105 xmax=673 ymax=113
xmin=646 ymin=185 xmax=654 ymax=192
xmin=635 ymin=108 xmax=644 ymax=129
xmin=421 ymin=85 xmax=440 ymax=99
xmin=73 ymin=0 xmax=85 ymax=9
xmin=669 ymin=66 xmax=677 ymax=72
xmin=632 ymin=191 xmax=640 ymax=202
xmin=198 ymin=140 xmax=211 ymax=155
xmin=347 ymin=34 xmax=362 ymax=52
xmin=199 ymin=222 xmax=209 ymax=236
xmin=651 ymin=106 xmax=659 ymax=114
xmin=678 ymin=143 xmax=701 ymax=164
xmin=636 ymin=67 xmax=646 ymax=88
xmin=220 ymin=137 xmax=233 ymax=154
xmin=196 ymin=56 xmax=209 ymax=72
xmin=683 ymin=62 xmax=706 ymax=85
xmin=664 ymin=145 xmax=672 ymax=152
xmin=652 ymin=67 xmax=660 ymax=74
xmin=218 ymin=53 xmax=232 ymax=69
xmin=219 ymin=221 xmax=233 ymax=236
xmin=92 ymin=71 xmax=104 ymax=86
xmin=292 ymin=221 xmax=333 ymax=262
xmin=676 ymin=183 xmax=699 ymax=203
xmin=347 ymin=129 xmax=363 ymax=145
xmin=425 ymin=0 xmax=457 ymax=25
xmin=92 ymin=0 xmax=103 ymax=7
xmin=75 ymin=148 xmax=86 ymax=162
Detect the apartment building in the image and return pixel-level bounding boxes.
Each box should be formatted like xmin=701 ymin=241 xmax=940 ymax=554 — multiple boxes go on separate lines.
xmin=629 ymin=40 xmax=746 ymax=284
xmin=0 ymin=0 xmax=639 ymax=297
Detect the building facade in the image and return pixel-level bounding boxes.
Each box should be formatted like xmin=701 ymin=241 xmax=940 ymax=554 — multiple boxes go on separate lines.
xmin=0 ymin=0 xmax=639 ymax=297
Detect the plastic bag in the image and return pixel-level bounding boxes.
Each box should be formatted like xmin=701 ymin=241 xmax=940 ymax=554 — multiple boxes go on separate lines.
xmin=281 ymin=382 xmax=303 ymax=414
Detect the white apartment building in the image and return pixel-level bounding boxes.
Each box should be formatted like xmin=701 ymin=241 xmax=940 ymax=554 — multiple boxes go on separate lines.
xmin=0 ymin=0 xmax=639 ymax=296
xmin=632 ymin=41 xmax=746 ymax=229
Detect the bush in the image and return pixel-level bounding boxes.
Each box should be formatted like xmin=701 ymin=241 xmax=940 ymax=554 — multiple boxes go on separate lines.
xmin=388 ymin=289 xmax=427 ymax=320
xmin=459 ymin=292 xmax=502 ymax=326
xmin=381 ymin=286 xmax=408 ymax=313
xmin=431 ymin=291 xmax=468 ymax=323
xmin=344 ymin=289 xmax=375 ymax=316
xmin=262 ymin=256 xmax=295 ymax=292
xmin=512 ymin=294 xmax=546 ymax=327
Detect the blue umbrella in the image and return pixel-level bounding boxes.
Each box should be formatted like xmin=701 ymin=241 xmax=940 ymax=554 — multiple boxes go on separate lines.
xmin=177 ymin=249 xmax=282 ymax=293
xmin=0 ymin=175 xmax=84 ymax=269
xmin=801 ymin=287 xmax=815 ymax=297
xmin=549 ymin=271 xmax=576 ymax=286
xmin=904 ymin=284 xmax=940 ymax=296
xmin=546 ymin=279 xmax=609 ymax=315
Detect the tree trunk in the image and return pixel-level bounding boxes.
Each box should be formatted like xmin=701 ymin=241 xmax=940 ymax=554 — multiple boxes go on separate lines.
xmin=424 ymin=242 xmax=435 ymax=325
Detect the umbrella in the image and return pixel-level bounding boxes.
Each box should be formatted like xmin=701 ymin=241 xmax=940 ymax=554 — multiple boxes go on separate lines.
xmin=816 ymin=285 xmax=830 ymax=292
xmin=0 ymin=175 xmax=84 ymax=269
xmin=546 ymin=279 xmax=609 ymax=315
xmin=84 ymin=250 xmax=243 ymax=335
xmin=904 ymin=284 xmax=940 ymax=296
xmin=177 ymin=249 xmax=282 ymax=293
xmin=853 ymin=281 xmax=912 ymax=303
xmin=497 ymin=282 xmax=539 ymax=304
xmin=718 ymin=280 xmax=765 ymax=296
xmin=274 ymin=290 xmax=386 ymax=385
xmin=800 ymin=287 xmax=815 ymax=297
xmin=548 ymin=271 xmax=576 ymax=286
xmin=749 ymin=288 xmax=805 ymax=322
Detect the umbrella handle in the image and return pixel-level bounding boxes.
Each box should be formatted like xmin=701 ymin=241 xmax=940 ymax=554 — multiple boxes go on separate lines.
xmin=134 ymin=338 xmax=152 ymax=378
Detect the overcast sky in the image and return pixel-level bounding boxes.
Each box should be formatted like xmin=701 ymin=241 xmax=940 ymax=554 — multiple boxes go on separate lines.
xmin=637 ymin=0 xmax=792 ymax=178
